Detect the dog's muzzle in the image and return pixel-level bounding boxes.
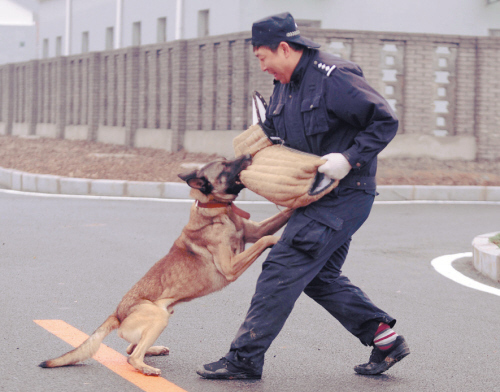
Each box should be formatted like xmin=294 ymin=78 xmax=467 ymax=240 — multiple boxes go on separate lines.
xmin=226 ymin=154 xmax=252 ymax=195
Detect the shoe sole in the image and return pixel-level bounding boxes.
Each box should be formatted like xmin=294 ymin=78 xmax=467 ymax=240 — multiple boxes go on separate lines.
xmin=196 ymin=369 xmax=262 ymax=380
xmin=354 ymin=338 xmax=410 ymax=376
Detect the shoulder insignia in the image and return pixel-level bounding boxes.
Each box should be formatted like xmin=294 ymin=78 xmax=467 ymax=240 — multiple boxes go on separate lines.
xmin=313 ymin=60 xmax=337 ymax=77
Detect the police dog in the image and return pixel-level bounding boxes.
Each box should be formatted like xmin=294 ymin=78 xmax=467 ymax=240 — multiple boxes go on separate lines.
xmin=39 ymin=154 xmax=292 ymax=376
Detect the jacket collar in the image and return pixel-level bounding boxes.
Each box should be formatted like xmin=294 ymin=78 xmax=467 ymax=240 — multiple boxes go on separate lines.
xmin=289 ymin=48 xmax=316 ymax=87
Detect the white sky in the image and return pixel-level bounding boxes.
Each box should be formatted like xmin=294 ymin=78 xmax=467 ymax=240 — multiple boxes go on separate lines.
xmin=0 ymin=0 xmax=34 ymax=25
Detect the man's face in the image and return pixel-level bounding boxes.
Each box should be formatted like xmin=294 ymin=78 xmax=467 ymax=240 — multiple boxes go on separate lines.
xmin=254 ymin=45 xmax=293 ymax=84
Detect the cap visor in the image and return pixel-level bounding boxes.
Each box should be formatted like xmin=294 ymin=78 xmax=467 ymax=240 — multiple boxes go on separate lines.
xmin=297 ymin=36 xmax=321 ymax=49
xmin=252 ymin=36 xmax=321 ymax=49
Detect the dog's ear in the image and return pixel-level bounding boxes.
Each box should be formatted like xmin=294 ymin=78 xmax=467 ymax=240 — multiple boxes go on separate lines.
xmin=178 ymin=169 xmax=197 ymax=183
xmin=178 ymin=170 xmax=213 ymax=194
xmin=186 ymin=177 xmax=208 ymax=190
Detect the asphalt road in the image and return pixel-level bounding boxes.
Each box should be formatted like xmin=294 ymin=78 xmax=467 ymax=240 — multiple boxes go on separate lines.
xmin=1 ymin=190 xmax=499 ymax=392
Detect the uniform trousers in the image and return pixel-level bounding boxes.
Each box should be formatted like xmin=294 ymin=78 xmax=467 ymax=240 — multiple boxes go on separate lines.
xmin=225 ymin=187 xmax=396 ymax=373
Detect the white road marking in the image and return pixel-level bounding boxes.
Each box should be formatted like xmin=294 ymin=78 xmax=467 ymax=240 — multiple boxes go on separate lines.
xmin=431 ymin=252 xmax=500 ymax=297
xmin=376 ymin=200 xmax=500 ymax=205
xmin=0 ymin=188 xmax=193 ymax=203
xmin=0 ymin=188 xmax=277 ymax=204
xmin=2 ymin=188 xmax=500 ymax=205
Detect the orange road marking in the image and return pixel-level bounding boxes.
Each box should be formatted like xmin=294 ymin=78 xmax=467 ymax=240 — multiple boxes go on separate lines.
xmin=34 ymin=319 xmax=188 ymax=392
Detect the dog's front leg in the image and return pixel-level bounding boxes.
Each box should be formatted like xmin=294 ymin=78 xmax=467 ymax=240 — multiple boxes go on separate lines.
xmin=244 ymin=208 xmax=294 ymax=243
xmin=215 ymin=236 xmax=278 ymax=282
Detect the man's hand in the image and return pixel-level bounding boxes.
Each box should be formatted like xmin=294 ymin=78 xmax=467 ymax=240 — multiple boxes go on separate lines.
xmin=318 ymin=153 xmax=352 ymax=180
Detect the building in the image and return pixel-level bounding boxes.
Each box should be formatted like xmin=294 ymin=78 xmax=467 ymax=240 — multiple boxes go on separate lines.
xmin=37 ymin=0 xmax=500 ymax=59
xmin=0 ymin=0 xmax=38 ymax=65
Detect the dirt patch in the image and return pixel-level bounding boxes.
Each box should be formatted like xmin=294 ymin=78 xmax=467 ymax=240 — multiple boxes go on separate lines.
xmin=377 ymin=156 xmax=500 ymax=186
xmin=0 ymin=135 xmax=221 ymax=182
xmin=1 ymin=135 xmax=500 ymax=185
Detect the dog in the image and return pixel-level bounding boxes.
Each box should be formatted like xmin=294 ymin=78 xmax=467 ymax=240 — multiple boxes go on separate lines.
xmin=39 ymin=154 xmax=292 ymax=376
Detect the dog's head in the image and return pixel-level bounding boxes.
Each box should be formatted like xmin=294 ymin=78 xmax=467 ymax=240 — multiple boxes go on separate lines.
xmin=178 ymin=154 xmax=252 ymax=202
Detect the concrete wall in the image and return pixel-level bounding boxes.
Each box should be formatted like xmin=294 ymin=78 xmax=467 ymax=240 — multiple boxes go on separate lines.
xmin=182 ymin=0 xmax=241 ymax=38
xmin=120 ymin=0 xmax=177 ymax=47
xmin=1 ymin=28 xmax=499 ymax=161
xmin=38 ymin=0 xmax=66 ymax=57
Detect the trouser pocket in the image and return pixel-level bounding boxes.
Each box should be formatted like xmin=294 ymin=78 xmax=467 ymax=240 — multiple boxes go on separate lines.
xmin=282 ymin=209 xmax=344 ymax=257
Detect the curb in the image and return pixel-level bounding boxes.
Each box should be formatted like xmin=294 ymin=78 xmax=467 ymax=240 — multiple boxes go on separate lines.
xmin=472 ymin=232 xmax=500 ymax=284
xmin=1 ymin=166 xmax=500 ymax=202
xmin=0 ymin=166 xmax=267 ymax=201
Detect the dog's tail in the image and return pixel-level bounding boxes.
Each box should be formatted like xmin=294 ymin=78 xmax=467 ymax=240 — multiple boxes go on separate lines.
xmin=39 ymin=315 xmax=120 ymax=368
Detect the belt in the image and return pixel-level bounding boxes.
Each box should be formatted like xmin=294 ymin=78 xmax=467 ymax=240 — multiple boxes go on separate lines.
xmin=338 ymin=176 xmax=377 ymax=190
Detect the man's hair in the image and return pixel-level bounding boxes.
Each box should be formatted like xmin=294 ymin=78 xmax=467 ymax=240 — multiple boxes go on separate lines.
xmin=253 ymin=41 xmax=305 ymax=53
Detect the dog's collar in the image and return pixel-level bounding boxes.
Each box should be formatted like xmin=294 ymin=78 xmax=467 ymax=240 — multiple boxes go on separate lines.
xmin=196 ymin=200 xmax=250 ymax=219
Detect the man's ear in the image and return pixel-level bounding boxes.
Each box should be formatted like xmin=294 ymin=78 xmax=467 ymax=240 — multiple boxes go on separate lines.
xmin=279 ymin=41 xmax=291 ymax=57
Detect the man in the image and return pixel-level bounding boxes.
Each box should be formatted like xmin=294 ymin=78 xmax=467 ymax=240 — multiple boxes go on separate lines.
xmin=197 ymin=12 xmax=409 ymax=380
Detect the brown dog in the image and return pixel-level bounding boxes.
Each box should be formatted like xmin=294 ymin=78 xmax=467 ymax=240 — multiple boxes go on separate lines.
xmin=39 ymin=154 xmax=292 ymax=376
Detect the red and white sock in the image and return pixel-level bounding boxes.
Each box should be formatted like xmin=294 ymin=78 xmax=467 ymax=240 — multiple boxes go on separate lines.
xmin=373 ymin=323 xmax=398 ymax=351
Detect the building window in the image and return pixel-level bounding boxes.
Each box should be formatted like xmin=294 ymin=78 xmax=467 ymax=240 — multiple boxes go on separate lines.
xmin=489 ymin=29 xmax=500 ymax=37
xmin=157 ymin=17 xmax=167 ymax=43
xmin=106 ymin=27 xmax=114 ymax=50
xmin=133 ymin=21 xmax=141 ymax=46
xmin=56 ymin=36 xmax=62 ymax=56
xmin=43 ymin=39 xmax=49 ymax=58
xmin=198 ymin=9 xmax=209 ymax=38
xmin=82 ymin=31 xmax=89 ymax=53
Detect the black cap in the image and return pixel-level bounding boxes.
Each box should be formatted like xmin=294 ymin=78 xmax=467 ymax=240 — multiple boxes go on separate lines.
xmin=252 ymin=12 xmax=321 ymax=49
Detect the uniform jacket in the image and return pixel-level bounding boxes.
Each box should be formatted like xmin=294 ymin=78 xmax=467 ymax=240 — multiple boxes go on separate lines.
xmin=264 ymin=48 xmax=399 ymax=191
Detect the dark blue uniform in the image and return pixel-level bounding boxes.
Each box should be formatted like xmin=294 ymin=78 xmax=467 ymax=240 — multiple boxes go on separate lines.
xmin=225 ymin=49 xmax=399 ymax=374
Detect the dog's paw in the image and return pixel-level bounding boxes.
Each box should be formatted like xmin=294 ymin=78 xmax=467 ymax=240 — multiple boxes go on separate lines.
xmin=266 ymin=235 xmax=279 ymax=247
xmin=141 ymin=366 xmax=162 ymax=376
xmin=128 ymin=357 xmax=162 ymax=376
xmin=145 ymin=346 xmax=170 ymax=356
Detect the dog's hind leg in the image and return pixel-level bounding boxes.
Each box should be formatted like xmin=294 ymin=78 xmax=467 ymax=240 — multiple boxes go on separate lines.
xmin=118 ymin=301 xmax=171 ymax=376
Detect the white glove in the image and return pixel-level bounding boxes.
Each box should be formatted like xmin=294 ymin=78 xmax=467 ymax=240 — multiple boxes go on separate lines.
xmin=318 ymin=153 xmax=352 ymax=180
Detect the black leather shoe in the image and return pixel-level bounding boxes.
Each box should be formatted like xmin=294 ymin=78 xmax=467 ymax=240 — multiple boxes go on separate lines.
xmin=354 ymin=335 xmax=410 ymax=375
xmin=197 ymin=357 xmax=262 ymax=380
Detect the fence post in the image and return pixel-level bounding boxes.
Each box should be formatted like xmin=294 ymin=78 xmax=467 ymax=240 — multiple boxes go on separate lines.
xmin=230 ymin=39 xmax=250 ymax=131
xmin=125 ymin=46 xmax=140 ymax=147
xmin=2 ymin=64 xmax=14 ymax=135
xmin=55 ymin=56 xmax=67 ymax=138
xmin=88 ymin=52 xmax=101 ymax=141
xmin=475 ymin=37 xmax=500 ymax=161
xmin=170 ymin=40 xmax=187 ymax=151
xmin=26 ymin=60 xmax=39 ymax=135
